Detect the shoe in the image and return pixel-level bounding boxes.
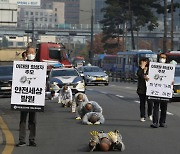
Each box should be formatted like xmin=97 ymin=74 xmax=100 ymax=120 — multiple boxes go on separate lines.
xmin=29 ymin=141 xmax=37 ymax=147
xmin=16 ymin=142 xmax=26 ymax=147
xmin=75 ymin=117 xmax=81 ymax=120
xmin=140 ymin=118 xmax=146 ymax=122
xmin=150 ymin=123 xmax=158 ymax=128
xmin=149 ymin=115 xmax=153 ymax=121
xmin=159 ymin=123 xmax=167 ymax=128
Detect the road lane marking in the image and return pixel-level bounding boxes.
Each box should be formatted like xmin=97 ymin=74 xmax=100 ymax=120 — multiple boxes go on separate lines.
xmin=135 ymin=101 xmax=140 ymax=103
xmin=101 ymin=91 xmax=108 ymax=94
xmin=116 ymin=95 xmax=124 ymax=98
xmin=0 ymin=116 xmax=14 ymax=154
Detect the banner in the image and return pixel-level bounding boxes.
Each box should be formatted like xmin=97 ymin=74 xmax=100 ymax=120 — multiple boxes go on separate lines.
xmin=11 ymin=61 xmax=47 ymax=112
xmin=9 ymin=0 xmax=40 ymax=6
xmin=146 ymin=62 xmax=175 ymax=101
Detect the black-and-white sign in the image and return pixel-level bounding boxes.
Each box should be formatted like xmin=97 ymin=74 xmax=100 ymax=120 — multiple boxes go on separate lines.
xmin=11 ymin=61 xmax=47 ymax=112
xmin=146 ymin=62 xmax=175 ymax=101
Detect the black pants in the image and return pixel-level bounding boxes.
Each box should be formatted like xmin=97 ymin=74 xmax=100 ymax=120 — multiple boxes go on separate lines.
xmin=153 ymin=101 xmax=167 ymax=124
xmin=19 ymin=111 xmax=36 ymax=142
xmin=138 ymin=94 xmax=153 ymax=118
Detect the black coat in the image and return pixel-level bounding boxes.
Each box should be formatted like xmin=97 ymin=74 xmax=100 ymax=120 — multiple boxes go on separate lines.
xmin=137 ymin=67 xmax=146 ymax=95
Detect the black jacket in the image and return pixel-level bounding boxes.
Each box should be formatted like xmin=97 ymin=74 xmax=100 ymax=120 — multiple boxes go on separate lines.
xmin=137 ymin=67 xmax=146 ymax=95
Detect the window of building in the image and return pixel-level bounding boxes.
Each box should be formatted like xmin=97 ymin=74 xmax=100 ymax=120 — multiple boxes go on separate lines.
xmin=40 ymin=12 xmax=43 ymax=16
xmin=55 ymin=8 xmax=57 ymax=11
xmin=26 ymin=11 xmax=28 ymax=16
xmin=17 ymin=42 xmax=24 ymax=46
xmin=8 ymin=42 xmax=13 ymax=46
xmin=35 ymin=12 xmax=38 ymax=16
xmin=30 ymin=12 xmax=33 ymax=15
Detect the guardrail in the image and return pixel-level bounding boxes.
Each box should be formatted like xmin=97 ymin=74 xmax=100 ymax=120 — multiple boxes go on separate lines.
xmin=110 ymin=71 xmax=137 ymax=83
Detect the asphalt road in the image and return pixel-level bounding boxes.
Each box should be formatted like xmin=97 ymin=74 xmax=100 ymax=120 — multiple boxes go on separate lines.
xmin=1 ymin=81 xmax=180 ymax=154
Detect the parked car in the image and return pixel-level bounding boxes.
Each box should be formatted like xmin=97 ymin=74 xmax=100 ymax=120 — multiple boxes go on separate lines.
xmin=47 ymin=67 xmax=85 ymax=94
xmin=172 ymin=65 xmax=180 ymax=100
xmin=0 ymin=65 xmax=13 ymax=96
xmin=77 ymin=66 xmax=109 ymax=86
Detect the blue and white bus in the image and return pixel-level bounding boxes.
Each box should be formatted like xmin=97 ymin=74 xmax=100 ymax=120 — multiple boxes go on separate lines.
xmin=116 ymin=50 xmax=157 ymax=79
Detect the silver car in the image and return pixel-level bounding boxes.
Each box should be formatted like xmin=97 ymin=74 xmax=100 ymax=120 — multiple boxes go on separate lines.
xmin=173 ymin=65 xmax=180 ymax=100
xmin=78 ymin=66 xmax=109 ymax=86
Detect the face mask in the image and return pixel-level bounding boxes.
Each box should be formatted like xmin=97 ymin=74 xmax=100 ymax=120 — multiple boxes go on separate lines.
xmin=65 ymin=90 xmax=68 ymax=92
xmin=78 ymin=100 xmax=83 ymax=102
xmin=159 ymin=58 xmax=166 ymax=63
xmin=27 ymin=54 xmax=35 ymax=61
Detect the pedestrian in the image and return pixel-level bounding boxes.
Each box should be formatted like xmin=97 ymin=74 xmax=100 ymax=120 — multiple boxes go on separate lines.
xmin=150 ymin=53 xmax=170 ymax=128
xmin=71 ymin=92 xmax=89 ymax=113
xmin=58 ymin=84 xmax=73 ymax=107
xmin=77 ymin=101 xmax=102 ymax=119
xmin=16 ymin=47 xmax=37 ymax=147
xmin=89 ymin=130 xmax=125 ymax=152
xmin=137 ymin=58 xmax=153 ymax=122
xmin=82 ymin=112 xmax=105 ymax=125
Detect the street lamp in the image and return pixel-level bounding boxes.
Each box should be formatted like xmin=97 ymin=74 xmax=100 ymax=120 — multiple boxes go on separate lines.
xmin=80 ymin=9 xmax=94 ymax=64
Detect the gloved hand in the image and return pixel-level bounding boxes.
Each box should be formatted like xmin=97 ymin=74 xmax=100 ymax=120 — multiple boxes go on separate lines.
xmin=90 ymin=131 xmax=99 ymax=142
xmin=108 ymin=131 xmax=118 ymax=143
xmin=87 ymin=122 xmax=93 ymax=125
xmin=94 ymin=121 xmax=100 ymax=125
xmin=75 ymin=117 xmax=81 ymax=120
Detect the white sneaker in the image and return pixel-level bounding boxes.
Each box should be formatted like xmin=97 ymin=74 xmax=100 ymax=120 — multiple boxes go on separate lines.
xmin=149 ymin=115 xmax=153 ymax=121
xmin=140 ymin=118 xmax=146 ymax=122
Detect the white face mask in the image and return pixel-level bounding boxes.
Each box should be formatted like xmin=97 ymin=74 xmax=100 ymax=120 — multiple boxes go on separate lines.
xmin=27 ymin=54 xmax=35 ymax=61
xmin=159 ymin=58 xmax=166 ymax=63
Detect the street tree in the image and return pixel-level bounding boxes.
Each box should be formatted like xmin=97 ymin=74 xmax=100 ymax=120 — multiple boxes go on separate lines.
xmin=101 ymin=0 xmax=159 ymax=51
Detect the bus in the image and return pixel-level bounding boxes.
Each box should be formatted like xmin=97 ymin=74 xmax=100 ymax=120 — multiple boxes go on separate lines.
xmin=93 ymin=54 xmax=118 ymax=73
xmin=165 ymin=51 xmax=180 ymax=64
xmin=116 ymin=50 xmax=157 ymax=80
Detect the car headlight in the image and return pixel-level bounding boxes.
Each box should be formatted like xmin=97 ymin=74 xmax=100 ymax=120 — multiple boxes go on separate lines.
xmin=104 ymin=75 xmax=108 ymax=78
xmin=86 ymin=75 xmax=92 ymax=78
xmin=52 ymin=82 xmax=58 ymax=85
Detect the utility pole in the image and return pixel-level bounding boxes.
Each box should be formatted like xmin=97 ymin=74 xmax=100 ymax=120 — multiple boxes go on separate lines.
xmin=90 ymin=8 xmax=94 ymax=64
xmin=163 ymin=0 xmax=167 ymax=53
xmin=171 ymin=0 xmax=174 ymax=51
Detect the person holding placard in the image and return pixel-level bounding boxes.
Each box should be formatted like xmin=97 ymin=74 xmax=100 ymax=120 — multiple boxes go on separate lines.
xmin=16 ymin=47 xmax=37 ymax=147
xmin=150 ymin=53 xmax=171 ymax=128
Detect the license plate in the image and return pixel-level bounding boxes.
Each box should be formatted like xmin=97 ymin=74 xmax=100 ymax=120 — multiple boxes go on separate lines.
xmin=176 ymin=90 xmax=180 ymax=93
xmin=0 ymin=87 xmax=11 ymax=90
xmin=96 ymin=77 xmax=102 ymax=80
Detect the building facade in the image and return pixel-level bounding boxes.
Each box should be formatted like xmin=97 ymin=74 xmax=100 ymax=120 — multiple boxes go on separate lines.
xmin=18 ymin=2 xmax=65 ymax=28
xmin=41 ymin=0 xmax=80 ymax=24
xmin=0 ymin=0 xmax=18 ymax=27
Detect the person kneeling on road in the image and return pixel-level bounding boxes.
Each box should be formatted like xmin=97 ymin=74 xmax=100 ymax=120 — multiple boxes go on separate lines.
xmin=45 ymin=91 xmax=59 ymax=100
xmin=82 ymin=112 xmax=105 ymax=125
xmin=76 ymin=101 xmax=102 ymax=120
xmin=58 ymin=84 xmax=72 ymax=107
xmin=72 ymin=92 xmax=89 ymax=113
xmin=88 ymin=130 xmax=125 ymax=152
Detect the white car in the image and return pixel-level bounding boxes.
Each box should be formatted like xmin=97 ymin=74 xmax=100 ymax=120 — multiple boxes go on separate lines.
xmin=47 ymin=67 xmax=85 ymax=94
xmin=172 ymin=65 xmax=180 ymax=100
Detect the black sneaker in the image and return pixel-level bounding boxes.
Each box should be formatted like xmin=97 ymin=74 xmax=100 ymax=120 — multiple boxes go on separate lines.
xmin=159 ymin=123 xmax=167 ymax=128
xmin=150 ymin=123 xmax=159 ymax=128
xmin=16 ymin=142 xmax=26 ymax=147
xmin=29 ymin=141 xmax=37 ymax=147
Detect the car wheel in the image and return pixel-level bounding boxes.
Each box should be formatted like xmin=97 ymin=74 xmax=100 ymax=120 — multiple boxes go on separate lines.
xmin=104 ymin=83 xmax=109 ymax=86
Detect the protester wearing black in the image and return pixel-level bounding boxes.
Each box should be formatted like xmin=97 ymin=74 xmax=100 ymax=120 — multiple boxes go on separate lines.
xmin=16 ymin=47 xmax=37 ymax=147
xmin=137 ymin=58 xmax=153 ymax=122
xmin=150 ymin=53 xmax=169 ymax=128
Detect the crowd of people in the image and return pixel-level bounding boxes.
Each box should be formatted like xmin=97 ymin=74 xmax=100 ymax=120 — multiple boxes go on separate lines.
xmin=16 ymin=47 xmax=173 ymax=151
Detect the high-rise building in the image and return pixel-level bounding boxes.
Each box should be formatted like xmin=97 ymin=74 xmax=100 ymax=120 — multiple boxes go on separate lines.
xmin=41 ymin=0 xmax=80 ymax=24
xmin=79 ymin=0 xmax=105 ymax=24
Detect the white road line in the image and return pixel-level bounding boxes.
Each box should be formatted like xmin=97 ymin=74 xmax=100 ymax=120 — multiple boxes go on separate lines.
xmin=101 ymin=91 xmax=108 ymax=94
xmin=135 ymin=101 xmax=140 ymax=103
xmin=116 ymin=95 xmax=124 ymax=98
xmin=167 ymin=112 xmax=174 ymax=115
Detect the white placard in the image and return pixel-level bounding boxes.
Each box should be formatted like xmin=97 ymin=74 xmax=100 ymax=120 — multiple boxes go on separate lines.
xmin=11 ymin=61 xmax=47 ymax=112
xmin=146 ymin=62 xmax=175 ymax=101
